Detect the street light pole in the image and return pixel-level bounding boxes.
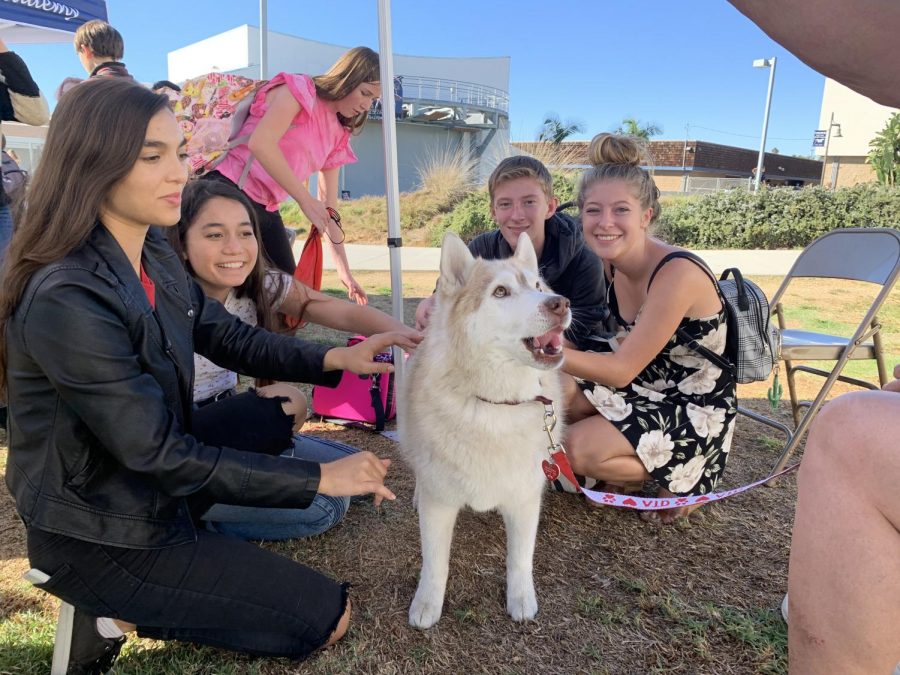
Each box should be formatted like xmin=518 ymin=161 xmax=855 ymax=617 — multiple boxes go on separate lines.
xmin=752 ymin=57 xmax=777 ymax=192
xmin=820 ymin=112 xmax=842 ymax=189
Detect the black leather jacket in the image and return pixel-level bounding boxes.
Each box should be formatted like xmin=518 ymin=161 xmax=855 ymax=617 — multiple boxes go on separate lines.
xmin=5 ymin=224 xmax=341 ymax=549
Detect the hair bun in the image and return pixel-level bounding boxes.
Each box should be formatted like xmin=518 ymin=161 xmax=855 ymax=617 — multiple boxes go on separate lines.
xmin=587 ymin=133 xmax=644 ymax=168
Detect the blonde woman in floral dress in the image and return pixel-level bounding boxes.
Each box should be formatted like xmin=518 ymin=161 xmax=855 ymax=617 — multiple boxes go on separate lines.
xmin=561 ymin=133 xmax=737 ymax=523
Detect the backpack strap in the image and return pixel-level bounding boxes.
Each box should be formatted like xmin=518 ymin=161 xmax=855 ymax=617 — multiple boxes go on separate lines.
xmin=647 ymin=250 xmax=719 ymax=292
xmin=719 ymin=267 xmax=751 ymax=312
xmin=646 ymin=251 xmax=733 ymax=374
xmin=369 ymin=374 xmax=386 ymax=432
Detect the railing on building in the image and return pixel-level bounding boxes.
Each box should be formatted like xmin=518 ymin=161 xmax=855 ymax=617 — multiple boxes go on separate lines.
xmin=684 ymin=176 xmax=753 ymax=194
xmin=369 ymin=75 xmax=509 ymax=121
xmin=401 ymin=76 xmax=508 ymax=113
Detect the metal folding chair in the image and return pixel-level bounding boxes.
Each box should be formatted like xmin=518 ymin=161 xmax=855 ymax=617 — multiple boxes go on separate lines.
xmin=23 ymin=569 xmax=74 ymax=675
xmin=739 ymin=228 xmax=900 ymax=477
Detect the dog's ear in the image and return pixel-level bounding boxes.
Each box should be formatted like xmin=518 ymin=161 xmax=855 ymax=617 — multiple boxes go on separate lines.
xmin=439 ymin=231 xmax=475 ymax=291
xmin=513 ymin=232 xmax=538 ymax=272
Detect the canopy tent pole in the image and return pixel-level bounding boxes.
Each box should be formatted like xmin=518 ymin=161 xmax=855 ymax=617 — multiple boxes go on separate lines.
xmin=376 ymin=0 xmax=406 ymax=379
xmin=259 ymin=0 xmax=268 ymax=79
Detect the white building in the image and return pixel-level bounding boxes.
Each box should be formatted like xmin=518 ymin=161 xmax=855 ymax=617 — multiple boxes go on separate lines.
xmin=167 ymin=26 xmax=510 ymax=199
xmin=817 ymin=78 xmax=898 ymax=188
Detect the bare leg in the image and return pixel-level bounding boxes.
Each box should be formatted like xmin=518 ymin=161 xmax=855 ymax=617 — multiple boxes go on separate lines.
xmin=258 ymin=383 xmax=308 ymax=432
xmin=788 ymin=390 xmax=900 ymax=674
xmin=409 ymin=492 xmax=459 ymax=629
xmin=565 ymin=413 xmax=649 ymax=484
xmin=561 ymin=374 xmax=596 ymax=424
xmin=322 ymin=600 xmax=351 ymax=648
xmin=566 ymin=391 xmax=703 ymax=524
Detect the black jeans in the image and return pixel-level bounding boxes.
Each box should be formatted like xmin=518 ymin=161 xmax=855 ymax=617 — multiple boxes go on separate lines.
xmin=203 ymin=171 xmax=296 ymax=275
xmin=26 ymin=527 xmax=348 ymax=659
xmin=193 ymin=388 xmax=294 ymax=457
xmin=25 ymin=390 xmax=347 ymax=659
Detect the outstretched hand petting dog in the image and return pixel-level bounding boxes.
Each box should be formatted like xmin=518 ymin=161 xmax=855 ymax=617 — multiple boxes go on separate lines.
xmin=323 ymin=330 xmax=422 ymax=374
xmin=318 ymin=453 xmax=395 ymax=506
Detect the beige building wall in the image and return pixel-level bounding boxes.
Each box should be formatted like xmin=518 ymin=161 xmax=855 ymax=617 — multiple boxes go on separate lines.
xmin=823 ymin=156 xmax=876 ymax=188
xmin=817 ymin=79 xmax=898 ymax=188
xmin=652 ymin=174 xmax=684 ymax=192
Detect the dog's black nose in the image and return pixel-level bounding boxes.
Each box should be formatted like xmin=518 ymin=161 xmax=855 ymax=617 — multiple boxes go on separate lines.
xmin=544 ymin=295 xmax=570 ymax=317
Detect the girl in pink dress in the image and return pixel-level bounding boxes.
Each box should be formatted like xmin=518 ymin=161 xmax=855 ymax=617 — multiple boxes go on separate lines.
xmin=208 ymin=47 xmax=381 ymax=304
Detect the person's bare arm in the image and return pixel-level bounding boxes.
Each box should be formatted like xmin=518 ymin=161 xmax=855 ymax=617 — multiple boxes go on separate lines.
xmin=280 ymin=278 xmax=422 ymax=348
xmin=318 ymin=167 xmax=366 ymax=304
xmin=728 ymin=0 xmax=900 ymax=108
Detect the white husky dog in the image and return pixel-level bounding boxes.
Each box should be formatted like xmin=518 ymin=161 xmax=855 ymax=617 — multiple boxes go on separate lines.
xmin=399 ymin=231 xmax=572 ymax=629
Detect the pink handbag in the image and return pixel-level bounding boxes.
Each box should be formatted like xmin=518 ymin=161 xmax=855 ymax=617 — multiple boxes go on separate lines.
xmin=311 ymin=336 xmax=396 ymax=431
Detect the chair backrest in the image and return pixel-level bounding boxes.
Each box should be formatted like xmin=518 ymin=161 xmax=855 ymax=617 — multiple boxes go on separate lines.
xmin=788 ymin=228 xmax=900 ymax=284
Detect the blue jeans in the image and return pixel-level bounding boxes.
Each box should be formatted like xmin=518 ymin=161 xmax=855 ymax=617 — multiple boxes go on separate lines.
xmin=0 ymin=204 xmax=13 ymax=264
xmin=202 ymin=434 xmax=358 ymax=541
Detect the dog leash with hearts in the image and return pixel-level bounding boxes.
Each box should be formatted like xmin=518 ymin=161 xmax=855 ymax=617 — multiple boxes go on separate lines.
xmin=537 ymin=397 xmax=800 ymax=511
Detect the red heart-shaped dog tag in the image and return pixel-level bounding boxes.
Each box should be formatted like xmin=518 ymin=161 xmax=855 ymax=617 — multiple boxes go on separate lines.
xmin=541 ymin=459 xmax=560 ymax=481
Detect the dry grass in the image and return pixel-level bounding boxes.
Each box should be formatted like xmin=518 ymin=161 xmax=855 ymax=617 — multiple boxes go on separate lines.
xmin=517 ymin=140 xmax=592 ymax=170
xmin=1 ymin=272 xmax=895 ymax=674
xmin=415 ymin=144 xmax=478 ymax=204
xmin=279 ymin=144 xmax=478 ymax=249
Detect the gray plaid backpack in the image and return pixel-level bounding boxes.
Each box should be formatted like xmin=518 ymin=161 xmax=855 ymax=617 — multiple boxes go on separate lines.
xmin=649 ymin=251 xmax=781 ymax=384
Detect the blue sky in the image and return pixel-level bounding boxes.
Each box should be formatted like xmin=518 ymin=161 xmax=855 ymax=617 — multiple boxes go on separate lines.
xmin=8 ymin=0 xmax=825 ymax=157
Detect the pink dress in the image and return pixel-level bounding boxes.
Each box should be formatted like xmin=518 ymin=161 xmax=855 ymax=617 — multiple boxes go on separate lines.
xmin=216 ymin=73 xmax=358 ymax=212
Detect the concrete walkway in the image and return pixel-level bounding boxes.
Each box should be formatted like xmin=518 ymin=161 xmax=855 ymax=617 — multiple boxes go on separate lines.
xmin=298 ymin=242 xmax=801 ymax=276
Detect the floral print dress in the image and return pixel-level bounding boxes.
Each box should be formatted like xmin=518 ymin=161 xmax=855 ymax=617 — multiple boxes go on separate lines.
xmin=575 ymin=279 xmax=738 ymax=497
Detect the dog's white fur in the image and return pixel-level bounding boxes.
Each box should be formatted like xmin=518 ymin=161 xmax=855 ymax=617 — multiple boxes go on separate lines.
xmin=399 ymin=232 xmax=571 ymax=629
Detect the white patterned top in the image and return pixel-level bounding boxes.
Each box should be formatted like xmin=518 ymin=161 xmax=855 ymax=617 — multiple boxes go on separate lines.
xmin=192 ymin=271 xmax=292 ymax=401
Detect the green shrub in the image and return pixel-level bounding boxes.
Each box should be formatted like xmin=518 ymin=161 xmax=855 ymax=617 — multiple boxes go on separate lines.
xmin=434 ymin=189 xmax=492 ymax=245
xmin=552 ymin=170 xmax=578 ymax=205
xmin=279 ymin=200 xmax=303 ymax=228
xmin=434 ymin=170 xmax=579 ymax=245
xmin=655 ymin=183 xmax=900 ymax=249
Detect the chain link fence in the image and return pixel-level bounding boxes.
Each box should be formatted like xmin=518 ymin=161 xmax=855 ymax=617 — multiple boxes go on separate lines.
xmin=684 ymin=176 xmax=753 ymax=194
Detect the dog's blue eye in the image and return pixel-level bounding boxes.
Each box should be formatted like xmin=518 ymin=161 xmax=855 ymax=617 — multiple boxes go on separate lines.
xmin=493 ymin=286 xmax=508 ymax=298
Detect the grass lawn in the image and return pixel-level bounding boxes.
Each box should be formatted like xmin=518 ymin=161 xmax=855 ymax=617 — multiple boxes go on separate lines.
xmin=0 ymin=271 xmax=895 ymax=674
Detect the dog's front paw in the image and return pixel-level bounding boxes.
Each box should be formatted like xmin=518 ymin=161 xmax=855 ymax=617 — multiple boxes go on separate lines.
xmin=507 ymin=584 xmax=538 ymax=622
xmin=409 ymin=590 xmax=444 ymax=629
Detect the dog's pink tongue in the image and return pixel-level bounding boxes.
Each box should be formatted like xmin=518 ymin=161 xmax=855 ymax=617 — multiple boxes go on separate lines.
xmin=534 ymin=326 xmax=564 ymax=350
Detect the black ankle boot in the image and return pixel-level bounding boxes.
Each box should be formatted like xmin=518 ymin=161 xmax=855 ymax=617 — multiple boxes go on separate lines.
xmin=66 ymin=609 xmax=126 ymax=675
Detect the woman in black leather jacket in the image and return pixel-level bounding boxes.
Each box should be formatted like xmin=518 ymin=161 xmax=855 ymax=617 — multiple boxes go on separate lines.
xmin=0 ymin=78 xmax=416 ymax=672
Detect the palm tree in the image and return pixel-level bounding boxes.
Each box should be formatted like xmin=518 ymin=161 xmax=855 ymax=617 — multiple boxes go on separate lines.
xmin=615 ymin=117 xmax=662 ymax=139
xmin=537 ymin=113 xmax=585 ymax=145
xmin=867 ymin=112 xmax=900 ymax=186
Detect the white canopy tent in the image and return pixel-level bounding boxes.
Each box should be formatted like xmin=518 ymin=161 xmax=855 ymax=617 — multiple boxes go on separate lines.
xmin=0 ymin=1 xmax=108 ymax=44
